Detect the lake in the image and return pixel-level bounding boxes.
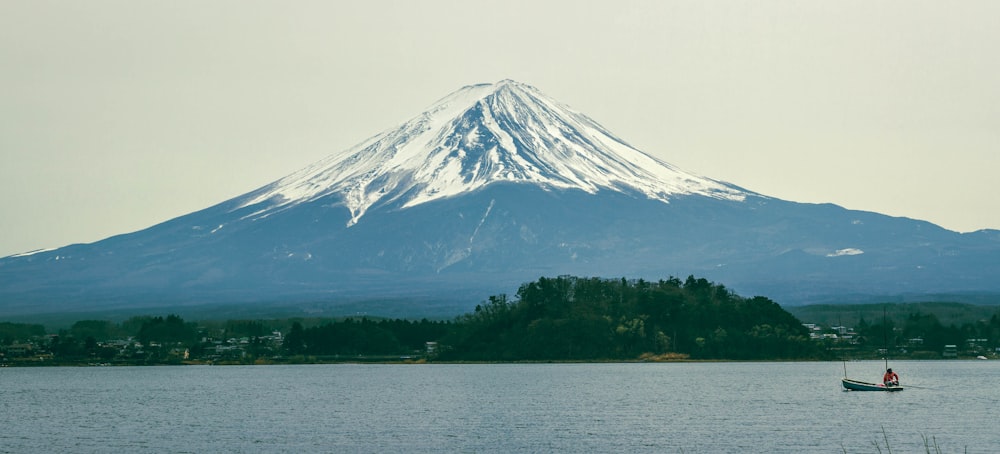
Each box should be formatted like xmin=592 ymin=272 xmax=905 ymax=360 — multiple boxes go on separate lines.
xmin=1 ymin=360 xmax=997 ymax=453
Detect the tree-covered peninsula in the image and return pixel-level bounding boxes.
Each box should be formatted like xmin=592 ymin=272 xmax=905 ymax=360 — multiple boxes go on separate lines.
xmin=438 ymin=275 xmax=821 ymax=361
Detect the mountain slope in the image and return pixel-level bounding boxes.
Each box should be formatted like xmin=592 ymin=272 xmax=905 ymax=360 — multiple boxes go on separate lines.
xmin=2 ymin=80 xmax=999 ymax=318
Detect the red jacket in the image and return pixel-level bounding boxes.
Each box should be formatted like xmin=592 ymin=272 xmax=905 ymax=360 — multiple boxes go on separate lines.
xmin=883 ymin=371 xmax=899 ymax=383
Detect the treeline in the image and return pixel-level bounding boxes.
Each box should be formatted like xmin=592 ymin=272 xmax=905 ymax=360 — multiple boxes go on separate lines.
xmin=1 ymin=314 xmax=448 ymax=364
xmin=0 ymin=322 xmax=45 ymax=344
xmin=787 ymin=302 xmax=1000 ymax=329
xmin=283 ymin=318 xmax=451 ymax=357
xmin=2 ymin=275 xmax=832 ymax=363
xmin=851 ymin=311 xmax=1000 ymax=356
xmin=438 ymin=275 xmax=822 ymax=361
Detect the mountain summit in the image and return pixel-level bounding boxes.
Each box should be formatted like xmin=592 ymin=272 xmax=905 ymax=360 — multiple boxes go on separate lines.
xmin=2 ymin=81 xmax=999 ymax=318
xmin=237 ymin=80 xmax=748 ymax=226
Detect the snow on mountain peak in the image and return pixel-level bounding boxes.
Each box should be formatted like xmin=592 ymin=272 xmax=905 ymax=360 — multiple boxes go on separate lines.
xmin=237 ymin=80 xmax=750 ymax=225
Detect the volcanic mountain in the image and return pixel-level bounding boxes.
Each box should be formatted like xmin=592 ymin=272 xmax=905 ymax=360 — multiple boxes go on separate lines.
xmin=3 ymin=80 xmax=999 ymax=318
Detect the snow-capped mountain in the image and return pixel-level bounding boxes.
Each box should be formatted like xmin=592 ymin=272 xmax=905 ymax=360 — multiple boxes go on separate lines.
xmin=236 ymin=80 xmax=747 ymax=226
xmin=2 ymin=80 xmax=999 ymax=319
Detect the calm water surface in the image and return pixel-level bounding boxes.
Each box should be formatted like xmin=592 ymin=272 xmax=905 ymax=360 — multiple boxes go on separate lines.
xmin=2 ymin=361 xmax=998 ymax=453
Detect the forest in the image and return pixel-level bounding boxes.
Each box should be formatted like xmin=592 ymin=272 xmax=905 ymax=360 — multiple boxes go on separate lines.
xmin=437 ymin=275 xmax=820 ymax=360
xmin=1 ymin=275 xmax=821 ymax=364
xmin=3 ymin=275 xmax=1000 ymax=365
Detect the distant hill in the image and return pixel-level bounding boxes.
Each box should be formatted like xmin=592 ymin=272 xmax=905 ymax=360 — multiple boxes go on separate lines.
xmin=786 ymin=301 xmax=1000 ymax=329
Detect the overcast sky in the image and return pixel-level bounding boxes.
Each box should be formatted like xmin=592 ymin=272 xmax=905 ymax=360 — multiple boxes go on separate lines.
xmin=2 ymin=1 xmax=998 ymax=257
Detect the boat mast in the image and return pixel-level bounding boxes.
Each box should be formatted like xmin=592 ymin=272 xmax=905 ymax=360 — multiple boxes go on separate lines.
xmin=883 ymin=306 xmax=889 ymax=372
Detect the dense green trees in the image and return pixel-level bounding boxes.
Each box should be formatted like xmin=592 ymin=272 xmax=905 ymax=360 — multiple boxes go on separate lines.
xmin=68 ymin=320 xmax=119 ymax=341
xmin=0 ymin=322 xmax=44 ymax=345
xmin=285 ymin=318 xmax=451 ymax=357
xmin=853 ymin=310 xmax=1000 ymax=355
xmin=137 ymin=315 xmax=199 ymax=346
xmin=440 ymin=275 xmax=821 ymax=361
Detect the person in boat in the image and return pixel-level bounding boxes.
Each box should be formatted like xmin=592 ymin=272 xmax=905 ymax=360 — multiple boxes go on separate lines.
xmin=883 ymin=368 xmax=899 ymax=386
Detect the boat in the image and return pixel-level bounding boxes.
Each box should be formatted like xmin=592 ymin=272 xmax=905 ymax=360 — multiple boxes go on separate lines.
xmin=840 ymin=306 xmax=905 ymax=392
xmin=842 ymin=377 xmax=904 ymax=392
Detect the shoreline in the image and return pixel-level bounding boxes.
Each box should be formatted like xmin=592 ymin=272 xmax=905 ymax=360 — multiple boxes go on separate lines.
xmin=3 ymin=355 xmax=991 ymax=368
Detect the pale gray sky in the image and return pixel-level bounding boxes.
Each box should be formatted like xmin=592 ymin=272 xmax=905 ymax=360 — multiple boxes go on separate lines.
xmin=2 ymin=1 xmax=998 ymax=257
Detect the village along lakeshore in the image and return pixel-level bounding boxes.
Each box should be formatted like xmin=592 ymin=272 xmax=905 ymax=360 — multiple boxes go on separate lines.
xmin=3 ymin=276 xmax=999 ymax=367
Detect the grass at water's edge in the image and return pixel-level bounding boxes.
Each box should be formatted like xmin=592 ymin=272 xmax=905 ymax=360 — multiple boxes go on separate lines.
xmin=840 ymin=425 xmax=964 ymax=454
